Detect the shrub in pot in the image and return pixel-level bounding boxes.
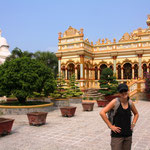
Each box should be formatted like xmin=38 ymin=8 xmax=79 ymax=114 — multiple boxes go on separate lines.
xmin=98 ymin=68 xmax=118 ymax=102
xmin=51 ymin=74 xmax=77 ymax=116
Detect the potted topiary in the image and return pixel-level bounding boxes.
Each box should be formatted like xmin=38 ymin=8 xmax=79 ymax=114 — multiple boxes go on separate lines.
xmin=67 ymin=74 xmax=83 ymax=103
xmin=51 ymin=74 xmax=76 ymax=117
xmin=0 ymin=118 xmax=15 ymax=135
xmin=98 ymin=68 xmax=118 ymax=106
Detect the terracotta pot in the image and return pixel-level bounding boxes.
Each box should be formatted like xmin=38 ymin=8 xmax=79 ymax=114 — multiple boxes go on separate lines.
xmin=60 ymin=106 xmax=76 ymax=117
xmin=0 ymin=118 xmax=15 ymax=135
xmin=27 ymin=112 xmax=48 ymax=126
xmin=96 ymin=100 xmax=109 ymax=107
xmin=7 ymin=98 xmax=17 ymax=102
xmin=104 ymin=94 xmax=119 ymax=101
xmin=82 ymin=102 xmax=94 ymax=111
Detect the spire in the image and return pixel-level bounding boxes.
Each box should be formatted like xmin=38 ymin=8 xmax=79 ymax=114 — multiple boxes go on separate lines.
xmin=146 ymin=14 xmax=150 ymax=28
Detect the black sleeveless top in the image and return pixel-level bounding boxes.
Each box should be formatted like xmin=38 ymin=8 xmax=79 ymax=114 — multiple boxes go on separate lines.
xmin=111 ymin=102 xmax=132 ymax=137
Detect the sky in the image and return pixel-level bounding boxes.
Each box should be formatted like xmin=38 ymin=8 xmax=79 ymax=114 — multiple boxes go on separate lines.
xmin=0 ymin=0 xmax=150 ymax=53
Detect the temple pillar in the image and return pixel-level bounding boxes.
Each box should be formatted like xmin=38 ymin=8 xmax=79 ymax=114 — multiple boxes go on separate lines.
xmin=132 ymin=66 xmax=134 ymax=79
xmin=65 ymin=68 xmax=67 ymax=80
xmin=75 ymin=66 xmax=77 ymax=79
xmin=98 ymin=69 xmax=100 ymax=80
xmin=58 ymin=57 xmax=61 ymax=75
xmin=121 ymin=67 xmax=123 ymax=79
xmin=80 ymin=55 xmax=85 ymax=80
xmin=113 ymin=56 xmax=117 ymax=76
xmin=138 ymin=54 xmax=142 ymax=79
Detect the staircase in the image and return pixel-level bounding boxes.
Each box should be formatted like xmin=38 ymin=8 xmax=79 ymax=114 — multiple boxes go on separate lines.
xmin=84 ymin=88 xmax=102 ymax=100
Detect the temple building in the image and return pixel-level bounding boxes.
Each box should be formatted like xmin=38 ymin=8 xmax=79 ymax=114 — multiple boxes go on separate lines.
xmin=56 ymin=15 xmax=150 ymax=90
xmin=0 ymin=30 xmax=11 ymax=63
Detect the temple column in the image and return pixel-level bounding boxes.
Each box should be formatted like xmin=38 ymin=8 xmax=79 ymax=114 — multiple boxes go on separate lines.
xmin=75 ymin=66 xmax=77 ymax=79
xmin=113 ymin=56 xmax=117 ymax=76
xmin=121 ymin=67 xmax=124 ymax=79
xmin=98 ymin=69 xmax=100 ymax=80
xmin=65 ymin=68 xmax=67 ymax=80
xmin=138 ymin=54 xmax=142 ymax=79
xmin=132 ymin=66 xmax=134 ymax=79
xmin=58 ymin=57 xmax=61 ymax=75
xmin=85 ymin=68 xmax=87 ymax=79
xmin=80 ymin=55 xmax=85 ymax=80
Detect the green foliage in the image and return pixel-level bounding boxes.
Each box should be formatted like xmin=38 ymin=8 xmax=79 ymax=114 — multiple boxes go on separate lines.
xmin=34 ymin=51 xmax=58 ymax=78
xmin=0 ymin=57 xmax=56 ymax=104
xmin=68 ymin=74 xmax=83 ymax=97
xmin=98 ymin=68 xmax=118 ymax=96
xmin=50 ymin=74 xmax=69 ymax=99
xmin=83 ymin=97 xmax=87 ymax=100
xmin=89 ymin=97 xmax=93 ymax=100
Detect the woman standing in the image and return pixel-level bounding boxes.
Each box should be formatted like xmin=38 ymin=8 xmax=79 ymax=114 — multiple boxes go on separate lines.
xmin=100 ymin=83 xmax=139 ymax=150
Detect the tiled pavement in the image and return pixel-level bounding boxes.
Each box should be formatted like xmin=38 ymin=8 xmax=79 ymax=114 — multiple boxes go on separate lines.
xmin=0 ymin=100 xmax=150 ymax=150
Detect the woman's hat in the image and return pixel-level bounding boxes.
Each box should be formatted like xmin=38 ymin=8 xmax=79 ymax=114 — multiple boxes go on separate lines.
xmin=117 ymin=83 xmax=128 ymax=93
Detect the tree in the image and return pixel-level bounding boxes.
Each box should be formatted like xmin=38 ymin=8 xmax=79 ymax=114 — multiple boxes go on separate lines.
xmin=0 ymin=57 xmax=56 ymax=104
xmin=34 ymin=51 xmax=58 ymax=78
xmin=68 ymin=74 xmax=83 ymax=97
xmin=6 ymin=47 xmax=34 ymax=61
xmin=98 ymin=68 xmax=118 ymax=96
xmin=50 ymin=74 xmax=69 ymax=99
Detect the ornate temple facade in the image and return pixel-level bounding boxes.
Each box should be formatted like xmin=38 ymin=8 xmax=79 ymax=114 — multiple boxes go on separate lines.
xmin=0 ymin=30 xmax=11 ymax=63
xmin=56 ymin=15 xmax=150 ymax=90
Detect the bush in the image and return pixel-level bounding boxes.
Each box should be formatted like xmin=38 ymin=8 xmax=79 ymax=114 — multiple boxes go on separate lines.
xmin=0 ymin=57 xmax=56 ymax=104
xmin=89 ymin=97 xmax=93 ymax=100
xmin=98 ymin=68 xmax=118 ymax=96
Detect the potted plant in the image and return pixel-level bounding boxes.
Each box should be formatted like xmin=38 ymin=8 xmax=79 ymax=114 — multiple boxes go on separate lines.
xmin=145 ymin=72 xmax=150 ymax=99
xmin=98 ymin=68 xmax=118 ymax=106
xmin=27 ymin=112 xmax=48 ymax=126
xmin=67 ymin=74 xmax=83 ymax=103
xmin=0 ymin=118 xmax=15 ymax=135
xmin=82 ymin=102 xmax=94 ymax=111
xmin=51 ymin=74 xmax=77 ymax=117
xmin=131 ymin=98 xmax=136 ymax=102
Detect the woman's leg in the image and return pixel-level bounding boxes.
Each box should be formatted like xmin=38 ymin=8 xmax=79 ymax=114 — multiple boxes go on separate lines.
xmin=111 ymin=137 xmax=124 ymax=150
xmin=122 ymin=136 xmax=132 ymax=150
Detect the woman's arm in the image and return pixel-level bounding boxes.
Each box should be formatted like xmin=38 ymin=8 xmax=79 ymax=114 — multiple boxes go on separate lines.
xmin=100 ymin=99 xmax=121 ymax=133
xmin=131 ymin=102 xmax=139 ymax=130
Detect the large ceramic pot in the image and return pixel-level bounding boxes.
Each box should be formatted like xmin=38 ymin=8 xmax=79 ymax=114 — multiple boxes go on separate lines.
xmin=27 ymin=112 xmax=48 ymax=126
xmin=104 ymin=94 xmax=119 ymax=101
xmin=96 ymin=100 xmax=109 ymax=107
xmin=6 ymin=98 xmax=17 ymax=102
xmin=60 ymin=106 xmax=76 ymax=117
xmin=82 ymin=102 xmax=94 ymax=111
xmin=0 ymin=118 xmax=15 ymax=135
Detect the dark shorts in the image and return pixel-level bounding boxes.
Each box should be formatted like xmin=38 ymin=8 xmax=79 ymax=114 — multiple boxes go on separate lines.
xmin=111 ymin=136 xmax=132 ymax=150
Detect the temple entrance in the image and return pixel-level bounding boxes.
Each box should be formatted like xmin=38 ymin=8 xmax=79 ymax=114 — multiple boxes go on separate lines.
xmin=67 ymin=63 xmax=75 ymax=80
xmin=123 ymin=63 xmax=132 ymax=79
xmin=134 ymin=64 xmax=138 ymax=79
xmin=117 ymin=65 xmax=121 ymax=79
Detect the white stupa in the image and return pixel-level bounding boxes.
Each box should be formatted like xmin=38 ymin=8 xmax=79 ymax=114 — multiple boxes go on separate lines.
xmin=0 ymin=29 xmax=11 ymax=64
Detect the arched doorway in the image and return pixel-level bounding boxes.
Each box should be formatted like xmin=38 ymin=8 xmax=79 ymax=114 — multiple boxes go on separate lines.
xmin=117 ymin=65 xmax=121 ymax=79
xmin=67 ymin=63 xmax=75 ymax=80
xmin=77 ymin=65 xmax=80 ymax=80
xmin=134 ymin=64 xmax=138 ymax=79
xmin=123 ymin=63 xmax=132 ymax=79
xmin=100 ymin=64 xmax=107 ymax=75
xmin=61 ymin=66 xmax=65 ymax=78
xmin=143 ymin=64 xmax=147 ymax=78
xmin=95 ymin=66 xmax=98 ymax=80
xmin=109 ymin=65 xmax=113 ymax=71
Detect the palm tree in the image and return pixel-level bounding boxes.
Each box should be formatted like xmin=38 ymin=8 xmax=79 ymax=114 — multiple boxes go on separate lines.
xmin=34 ymin=51 xmax=58 ymax=78
xmin=6 ymin=47 xmax=34 ymax=61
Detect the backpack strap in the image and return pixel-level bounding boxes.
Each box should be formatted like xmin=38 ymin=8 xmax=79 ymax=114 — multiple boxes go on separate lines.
xmin=128 ymin=99 xmax=132 ymax=108
xmin=113 ymin=97 xmax=120 ymax=115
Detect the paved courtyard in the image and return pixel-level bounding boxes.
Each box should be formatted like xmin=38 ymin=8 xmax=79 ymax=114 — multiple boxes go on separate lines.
xmin=0 ymin=100 xmax=150 ymax=150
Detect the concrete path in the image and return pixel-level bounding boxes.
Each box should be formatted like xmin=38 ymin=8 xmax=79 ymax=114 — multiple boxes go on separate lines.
xmin=0 ymin=100 xmax=150 ymax=150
